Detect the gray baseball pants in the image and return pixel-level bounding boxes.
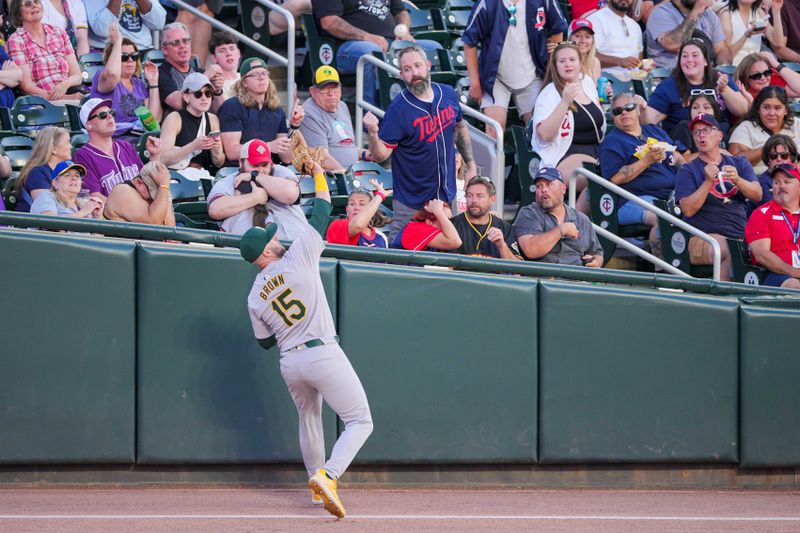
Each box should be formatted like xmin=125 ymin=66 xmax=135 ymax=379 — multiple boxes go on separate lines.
xmin=280 ymin=343 xmax=373 ymax=479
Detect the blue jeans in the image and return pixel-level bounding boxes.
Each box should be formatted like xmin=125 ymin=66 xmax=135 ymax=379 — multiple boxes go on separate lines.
xmin=336 ymin=39 xmax=442 ymax=107
xmin=618 ymin=195 xmax=658 ymax=226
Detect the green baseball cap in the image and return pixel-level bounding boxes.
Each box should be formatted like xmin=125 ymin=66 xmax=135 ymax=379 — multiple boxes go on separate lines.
xmin=239 ymin=223 xmax=278 ymax=262
xmin=239 ymin=57 xmax=268 ymax=77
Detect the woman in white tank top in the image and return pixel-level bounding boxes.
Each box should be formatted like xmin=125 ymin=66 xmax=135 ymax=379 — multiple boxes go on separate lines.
xmin=719 ymin=0 xmax=787 ymax=65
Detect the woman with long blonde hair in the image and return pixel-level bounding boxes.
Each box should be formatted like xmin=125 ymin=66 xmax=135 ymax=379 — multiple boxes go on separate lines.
xmin=14 ymin=126 xmax=72 ymax=212
xmin=217 ymin=56 xmax=304 ymax=163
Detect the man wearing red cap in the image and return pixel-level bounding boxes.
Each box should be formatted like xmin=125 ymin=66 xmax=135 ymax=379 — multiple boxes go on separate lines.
xmin=745 ymin=163 xmax=800 ymax=289
xmin=675 ymin=113 xmax=762 ymax=280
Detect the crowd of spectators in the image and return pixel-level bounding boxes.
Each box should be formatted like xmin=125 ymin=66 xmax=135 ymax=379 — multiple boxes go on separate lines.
xmin=0 ymin=0 xmax=798 ymax=288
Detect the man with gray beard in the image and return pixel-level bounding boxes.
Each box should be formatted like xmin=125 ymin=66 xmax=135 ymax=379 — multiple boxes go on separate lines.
xmin=363 ymin=45 xmax=477 ymax=241
xmin=587 ymin=0 xmax=646 ymax=81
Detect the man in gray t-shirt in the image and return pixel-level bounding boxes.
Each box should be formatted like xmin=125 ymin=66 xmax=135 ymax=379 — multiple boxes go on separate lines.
xmin=300 ymin=66 xmax=364 ymax=170
xmin=645 ymin=0 xmax=731 ymax=68
xmin=513 ymin=167 xmax=603 ymax=267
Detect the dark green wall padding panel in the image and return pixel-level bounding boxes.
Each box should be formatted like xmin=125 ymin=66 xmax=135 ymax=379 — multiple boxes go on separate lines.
xmin=0 ymin=232 xmax=136 ymax=463
xmin=740 ymin=304 xmax=800 ymax=467
xmin=538 ymin=282 xmax=739 ymax=463
xmin=338 ymin=262 xmax=538 ymax=463
xmin=136 ymin=243 xmax=338 ymax=464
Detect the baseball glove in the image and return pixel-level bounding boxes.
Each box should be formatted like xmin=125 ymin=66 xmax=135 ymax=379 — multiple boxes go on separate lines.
xmin=290 ymin=130 xmax=325 ymax=175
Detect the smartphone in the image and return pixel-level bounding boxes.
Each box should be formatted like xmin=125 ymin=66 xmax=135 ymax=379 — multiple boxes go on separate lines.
xmin=208 ymin=130 xmax=221 ymax=138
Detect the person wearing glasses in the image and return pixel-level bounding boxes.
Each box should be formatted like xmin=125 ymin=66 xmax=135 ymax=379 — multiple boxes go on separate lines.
xmin=600 ymin=93 xmax=686 ymax=254
xmin=734 ymin=52 xmax=800 ymax=104
xmin=675 ymin=113 xmax=762 ymax=280
xmin=749 ymin=133 xmax=798 ymax=210
xmin=642 ymin=39 xmax=748 ymax=137
xmin=158 ymin=22 xmax=225 ymax=114
xmin=75 ymin=97 xmax=161 ymax=196
xmin=30 ymin=161 xmax=106 ymax=218
xmin=729 ymin=86 xmax=800 ymax=175
xmin=745 ymin=162 xmax=800 ymax=289
xmin=6 ymin=0 xmax=83 ymax=102
xmin=85 ymin=0 xmax=165 ymax=52
xmin=325 ymin=180 xmax=391 ymax=248
xmin=461 ymin=0 xmax=567 ymax=140
xmin=91 ymin=21 xmax=160 ymax=139
xmin=300 ymin=66 xmax=361 ymax=170
xmin=450 ymin=175 xmax=520 ymax=259
xmin=218 ymin=56 xmax=303 ymax=165
xmin=669 ymin=92 xmax=723 ymax=158
xmin=159 ymin=73 xmax=225 ymax=180
xmin=586 ymin=0 xmax=647 ymax=82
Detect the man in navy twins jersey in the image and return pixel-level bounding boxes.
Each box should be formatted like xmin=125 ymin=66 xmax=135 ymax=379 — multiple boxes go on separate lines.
xmin=363 ymin=44 xmax=478 ymax=241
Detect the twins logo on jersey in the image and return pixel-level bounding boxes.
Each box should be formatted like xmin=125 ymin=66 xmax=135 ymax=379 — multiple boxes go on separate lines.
xmin=412 ymin=106 xmax=456 ymax=142
xmin=710 ymin=175 xmax=739 ymax=201
xmin=535 ymin=7 xmax=546 ymax=29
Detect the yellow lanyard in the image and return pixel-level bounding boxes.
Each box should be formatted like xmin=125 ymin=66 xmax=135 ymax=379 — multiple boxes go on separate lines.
xmin=466 ymin=214 xmax=493 ymax=251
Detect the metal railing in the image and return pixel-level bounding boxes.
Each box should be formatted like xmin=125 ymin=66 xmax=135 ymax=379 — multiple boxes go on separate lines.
xmin=353 ymin=54 xmax=506 ymax=216
xmin=568 ymin=167 xmax=722 ymax=281
xmin=170 ymin=0 xmax=296 ymax=115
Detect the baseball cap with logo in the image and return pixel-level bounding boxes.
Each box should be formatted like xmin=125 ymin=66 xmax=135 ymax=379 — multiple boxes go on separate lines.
xmin=314 ymin=66 xmax=341 ymax=88
xmin=240 ymin=223 xmax=278 ymax=262
xmin=534 ymin=166 xmax=564 ymax=182
xmin=51 ymin=160 xmax=87 ymax=180
xmin=569 ymin=18 xmax=594 ymax=36
xmin=770 ymin=162 xmax=800 ymax=181
xmin=240 ymin=139 xmax=272 ymax=165
xmin=239 ymin=57 xmax=268 ymax=77
xmin=182 ymin=72 xmax=213 ymax=92
xmin=690 ymin=113 xmax=721 ymax=131
xmin=79 ymin=98 xmax=114 ymax=127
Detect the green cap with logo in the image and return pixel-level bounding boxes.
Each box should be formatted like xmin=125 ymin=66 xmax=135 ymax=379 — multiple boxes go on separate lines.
xmin=239 ymin=57 xmax=268 ymax=77
xmin=314 ymin=65 xmax=341 ymax=87
xmin=239 ymin=223 xmax=278 ymax=263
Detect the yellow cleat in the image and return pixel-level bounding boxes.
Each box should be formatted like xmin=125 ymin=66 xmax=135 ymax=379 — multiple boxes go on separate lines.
xmin=309 ymin=468 xmax=345 ymax=518
xmin=311 ymin=491 xmax=323 ymax=505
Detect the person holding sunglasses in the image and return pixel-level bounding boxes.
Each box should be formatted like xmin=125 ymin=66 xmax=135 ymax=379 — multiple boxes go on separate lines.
xmin=600 ymin=93 xmax=687 ymax=253
xmin=642 ymin=39 xmax=748 ymax=137
xmin=734 ymin=52 xmax=800 ymax=104
xmin=159 ymin=73 xmax=225 ymax=179
xmin=91 ymin=21 xmax=160 ymax=140
xmin=75 ymin=97 xmax=161 ymax=196
xmin=6 ymin=0 xmax=83 ymax=102
xmin=745 ymin=162 xmax=800 ymax=289
xmin=85 ymin=0 xmax=165 ymax=52
xmin=729 ymin=86 xmax=799 ymax=175
xmin=325 ymin=180 xmax=391 ymax=248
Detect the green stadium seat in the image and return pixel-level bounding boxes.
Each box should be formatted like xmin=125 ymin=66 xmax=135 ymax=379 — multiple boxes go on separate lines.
xmin=405 ymin=4 xmax=452 ymax=47
xmin=79 ymin=52 xmax=105 ymax=86
xmin=653 ymin=198 xmax=713 ymax=278
xmin=71 ymin=133 xmax=89 ymax=153
xmin=174 ymin=201 xmax=219 ymax=230
xmin=169 ymin=169 xmax=205 ymax=202
xmin=717 ymin=64 xmax=736 ymax=76
xmin=377 ymin=47 xmax=458 ymax=107
xmin=8 ymin=96 xmax=71 ymax=136
xmin=346 ymin=161 xmax=393 ymax=194
xmin=301 ymin=14 xmax=358 ymax=88
xmin=511 ymin=125 xmax=540 ymax=213
xmin=0 ymin=135 xmax=34 ymax=173
xmin=2 ymin=175 xmax=17 ymax=210
xmin=727 ymin=238 xmax=766 ymax=286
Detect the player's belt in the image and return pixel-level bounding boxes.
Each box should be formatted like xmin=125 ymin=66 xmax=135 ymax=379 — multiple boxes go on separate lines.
xmin=284 ymin=335 xmax=340 ymax=353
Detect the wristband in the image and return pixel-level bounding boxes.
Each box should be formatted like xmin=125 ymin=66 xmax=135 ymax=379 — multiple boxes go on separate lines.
xmin=289 ymin=124 xmax=300 ymax=130
xmin=159 ymin=185 xmax=170 ymax=190
xmin=374 ymin=190 xmax=386 ymax=202
xmin=251 ymin=170 xmax=259 ymax=180
xmin=313 ymin=172 xmax=329 ymax=193
xmin=148 ymin=85 xmax=158 ymax=89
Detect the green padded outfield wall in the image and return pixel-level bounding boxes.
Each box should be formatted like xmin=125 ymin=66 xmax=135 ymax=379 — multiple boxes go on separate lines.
xmin=740 ymin=301 xmax=800 ymax=467
xmin=136 ymin=243 xmax=338 ymax=463
xmin=0 ymin=232 xmax=136 ymax=463
xmin=538 ymin=281 xmax=739 ymax=463
xmin=338 ymin=262 xmax=538 ymax=463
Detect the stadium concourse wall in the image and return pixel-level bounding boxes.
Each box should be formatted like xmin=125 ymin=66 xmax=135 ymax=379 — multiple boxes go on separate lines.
xmin=1 ymin=215 xmax=800 ymax=488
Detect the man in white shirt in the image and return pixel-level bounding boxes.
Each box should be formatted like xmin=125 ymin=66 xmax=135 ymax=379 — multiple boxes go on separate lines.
xmin=587 ymin=0 xmax=644 ymax=81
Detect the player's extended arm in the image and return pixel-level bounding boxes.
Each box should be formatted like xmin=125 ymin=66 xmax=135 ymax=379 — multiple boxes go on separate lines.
xmin=257 ymin=336 xmax=277 ymax=351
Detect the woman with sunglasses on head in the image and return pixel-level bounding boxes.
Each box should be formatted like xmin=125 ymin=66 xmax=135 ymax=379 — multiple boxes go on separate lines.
xmin=734 ymin=51 xmax=800 ymax=106
xmin=728 ymin=86 xmax=799 ymax=175
xmin=642 ymin=39 xmax=748 ymax=137
xmin=218 ymin=56 xmax=303 ymax=165
xmin=325 ymin=179 xmax=391 ymax=248
xmin=91 ymin=21 xmax=160 ymax=140
xmin=531 ymin=41 xmax=606 ymax=194
xmin=159 ymin=73 xmax=225 ymax=179
xmin=6 ymin=0 xmax=83 ymax=102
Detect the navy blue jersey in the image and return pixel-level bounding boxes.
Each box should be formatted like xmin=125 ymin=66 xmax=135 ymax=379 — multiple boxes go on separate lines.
xmin=378 ymin=83 xmax=463 ymax=210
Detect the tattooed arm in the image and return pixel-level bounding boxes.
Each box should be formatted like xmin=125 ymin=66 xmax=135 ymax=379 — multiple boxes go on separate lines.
xmin=657 ymin=0 xmax=714 ymax=53
xmin=455 ymin=120 xmax=477 ymax=179
xmin=320 ymin=15 xmax=389 ymax=52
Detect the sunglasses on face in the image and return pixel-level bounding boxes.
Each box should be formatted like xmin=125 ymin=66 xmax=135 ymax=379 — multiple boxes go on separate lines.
xmin=748 ymin=69 xmax=772 ymax=81
xmin=22 ymin=0 xmax=41 ymax=7
xmin=89 ymin=109 xmax=116 ymax=121
xmin=612 ymin=102 xmax=637 ymax=116
xmin=690 ymin=88 xmax=716 ymax=97
xmin=188 ymin=89 xmax=213 ymax=98
xmin=769 ymin=151 xmax=792 ymax=161
xmin=121 ymin=52 xmax=139 ymax=62
xmin=164 ymin=37 xmax=191 ymax=47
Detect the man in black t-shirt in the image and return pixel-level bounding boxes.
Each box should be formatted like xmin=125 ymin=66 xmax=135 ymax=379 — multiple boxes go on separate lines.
xmin=312 ymin=0 xmax=442 ymax=106
xmin=451 ymin=176 xmax=520 ymax=260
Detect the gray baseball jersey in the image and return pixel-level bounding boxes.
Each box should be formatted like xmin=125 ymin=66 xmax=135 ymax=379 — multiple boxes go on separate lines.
xmin=247 ymin=222 xmax=336 ymax=350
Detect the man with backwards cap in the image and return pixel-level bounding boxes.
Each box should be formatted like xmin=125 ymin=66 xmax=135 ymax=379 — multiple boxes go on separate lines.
xmin=238 ymin=159 xmax=367 ymax=520
xmin=300 ymin=66 xmax=363 ymax=170
xmin=675 ymin=113 xmax=762 ymax=281
xmin=746 ymin=163 xmax=800 ymax=289
xmin=75 ymin=97 xmax=161 ymax=198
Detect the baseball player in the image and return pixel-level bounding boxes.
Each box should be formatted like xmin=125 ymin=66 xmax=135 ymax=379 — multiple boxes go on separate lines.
xmin=239 ymin=197 xmax=372 ymax=518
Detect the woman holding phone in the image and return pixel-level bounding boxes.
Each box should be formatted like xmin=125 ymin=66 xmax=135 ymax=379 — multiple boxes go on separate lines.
xmin=159 ymin=72 xmax=225 ymax=180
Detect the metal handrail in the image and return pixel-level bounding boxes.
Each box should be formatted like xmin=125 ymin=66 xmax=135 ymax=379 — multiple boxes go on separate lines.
xmin=353 ymin=53 xmax=506 ymax=216
xmin=170 ymin=0 xmax=295 ymax=115
xmin=568 ymin=167 xmax=722 ymax=281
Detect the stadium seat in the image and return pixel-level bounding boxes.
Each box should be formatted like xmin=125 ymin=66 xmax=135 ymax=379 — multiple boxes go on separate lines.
xmin=2 ymin=176 xmax=17 ymax=210
xmin=727 ymin=238 xmax=766 ymax=286
xmin=377 ymin=47 xmax=458 ymax=107
xmin=6 ymin=96 xmax=71 ymax=136
xmin=717 ymin=64 xmax=736 ymax=76
xmin=141 ymin=49 xmax=165 ymax=67
xmin=71 ymin=133 xmax=89 ymax=153
xmin=79 ymin=52 xmax=105 ymax=87
xmin=346 ymin=161 xmax=393 ymax=194
xmin=405 ymin=3 xmax=452 ymax=47
xmin=215 ymin=166 xmax=239 ymax=183
xmin=511 ymin=125 xmax=541 ymax=212
xmin=653 ymin=198 xmax=713 ymax=278
xmin=301 ymin=14 xmax=357 ymax=88
xmin=137 ymin=131 xmax=159 ymax=163
xmin=169 ymin=169 xmax=205 ymax=202
xmin=174 ymin=201 xmax=219 ymax=230
xmin=0 ymin=135 xmax=35 ymax=173
xmin=442 ymin=6 xmax=471 ymax=37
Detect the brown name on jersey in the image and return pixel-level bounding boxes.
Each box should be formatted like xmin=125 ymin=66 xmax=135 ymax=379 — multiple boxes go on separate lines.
xmin=259 ymin=274 xmax=286 ymax=301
